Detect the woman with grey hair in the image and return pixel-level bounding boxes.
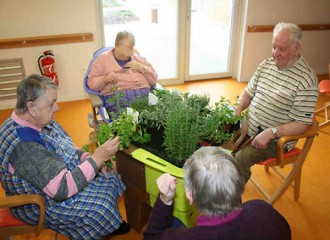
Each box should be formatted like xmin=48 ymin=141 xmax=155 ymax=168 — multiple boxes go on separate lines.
xmin=0 ymin=74 xmax=130 ymax=239
xmin=87 ymin=30 xmax=158 ymax=115
xmin=143 ymin=146 xmax=291 ymax=240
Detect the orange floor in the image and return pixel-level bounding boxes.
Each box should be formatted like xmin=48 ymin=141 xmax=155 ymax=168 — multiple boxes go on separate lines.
xmin=1 ymin=77 xmax=330 ymax=240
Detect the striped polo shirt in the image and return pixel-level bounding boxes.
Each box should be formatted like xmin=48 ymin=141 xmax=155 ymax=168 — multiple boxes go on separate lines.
xmin=245 ymin=55 xmax=319 ymax=149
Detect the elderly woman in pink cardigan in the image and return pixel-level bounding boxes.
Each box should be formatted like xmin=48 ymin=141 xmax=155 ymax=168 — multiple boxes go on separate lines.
xmin=87 ymin=30 xmax=158 ymax=115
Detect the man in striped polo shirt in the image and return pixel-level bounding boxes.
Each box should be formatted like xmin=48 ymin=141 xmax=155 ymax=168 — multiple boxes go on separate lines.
xmin=234 ymin=22 xmax=319 ymax=183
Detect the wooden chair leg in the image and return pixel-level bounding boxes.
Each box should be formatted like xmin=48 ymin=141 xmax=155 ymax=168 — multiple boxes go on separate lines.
xmin=269 ymin=163 xmax=303 ymax=205
xmin=251 ymin=179 xmax=271 ymax=200
xmin=315 ymin=102 xmax=330 ymax=129
xmin=294 ymin=167 xmax=302 ymax=200
xmin=264 ymin=165 xmax=270 ymax=172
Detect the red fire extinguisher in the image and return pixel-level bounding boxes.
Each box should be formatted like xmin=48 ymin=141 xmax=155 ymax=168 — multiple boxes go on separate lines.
xmin=38 ymin=50 xmax=59 ymax=86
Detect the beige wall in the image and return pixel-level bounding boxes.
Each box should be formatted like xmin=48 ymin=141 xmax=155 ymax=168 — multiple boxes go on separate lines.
xmin=0 ymin=0 xmax=103 ymax=109
xmin=237 ymin=0 xmax=330 ymax=82
xmin=0 ymin=0 xmax=329 ymax=109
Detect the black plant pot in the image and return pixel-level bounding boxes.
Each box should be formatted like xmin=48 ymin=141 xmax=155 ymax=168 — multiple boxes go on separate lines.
xmin=133 ymin=127 xmax=173 ymax=163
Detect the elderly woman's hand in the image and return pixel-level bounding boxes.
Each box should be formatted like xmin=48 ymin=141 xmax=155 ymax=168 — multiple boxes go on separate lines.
xmin=91 ymin=137 xmax=120 ymax=169
xmin=157 ymin=173 xmax=177 ymax=205
xmin=124 ymin=61 xmax=145 ymax=73
xmin=104 ymin=72 xmax=119 ymax=84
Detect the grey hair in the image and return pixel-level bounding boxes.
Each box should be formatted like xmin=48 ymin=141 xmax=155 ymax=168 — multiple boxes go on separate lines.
xmin=16 ymin=74 xmax=58 ymax=114
xmin=273 ymin=22 xmax=302 ymax=44
xmin=115 ymin=30 xmax=135 ymax=47
xmin=184 ymin=146 xmax=245 ymax=217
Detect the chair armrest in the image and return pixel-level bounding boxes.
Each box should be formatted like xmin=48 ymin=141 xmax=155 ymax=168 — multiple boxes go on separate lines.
xmin=0 ymin=194 xmax=45 ymax=209
xmin=221 ymin=120 xmax=249 ymax=151
xmin=276 ymin=120 xmax=319 ymax=164
xmin=0 ymin=194 xmax=45 ymax=235
xmin=88 ymin=93 xmax=103 ymax=108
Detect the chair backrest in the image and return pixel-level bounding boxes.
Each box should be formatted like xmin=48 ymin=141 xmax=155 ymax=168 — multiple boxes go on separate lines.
xmin=83 ymin=47 xmax=114 ymax=123
xmin=83 ymin=46 xmax=114 ymax=96
xmin=220 ymin=119 xmax=249 ymax=152
xmin=0 ymin=194 xmax=46 ymax=238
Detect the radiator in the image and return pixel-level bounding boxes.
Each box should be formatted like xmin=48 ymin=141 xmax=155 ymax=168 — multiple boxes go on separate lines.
xmin=0 ymin=58 xmax=25 ymax=101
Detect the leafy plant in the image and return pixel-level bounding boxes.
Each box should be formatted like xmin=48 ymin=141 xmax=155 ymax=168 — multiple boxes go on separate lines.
xmin=96 ymin=112 xmax=150 ymax=150
xmin=81 ymin=143 xmax=93 ymax=153
xmin=128 ymin=89 xmax=243 ymax=167
xmin=96 ymin=91 xmax=151 ymax=150
xmin=199 ymin=96 xmax=243 ymax=145
xmin=85 ymin=88 xmax=244 ymax=168
xmin=184 ymin=92 xmax=210 ymax=116
xmin=164 ymin=103 xmax=200 ymax=167
xmin=135 ymin=89 xmax=207 ymax=131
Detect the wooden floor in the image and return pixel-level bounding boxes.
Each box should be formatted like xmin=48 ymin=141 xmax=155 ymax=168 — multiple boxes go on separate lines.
xmin=1 ymin=77 xmax=330 ymax=240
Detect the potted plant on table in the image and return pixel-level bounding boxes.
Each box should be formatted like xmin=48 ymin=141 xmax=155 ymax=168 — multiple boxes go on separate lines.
xmin=129 ymin=89 xmax=243 ymax=167
xmin=88 ymin=88 xmax=244 ymax=232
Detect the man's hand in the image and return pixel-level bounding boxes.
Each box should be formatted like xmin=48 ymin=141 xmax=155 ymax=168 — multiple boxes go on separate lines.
xmin=157 ymin=173 xmax=177 ymax=205
xmin=251 ymin=128 xmax=274 ymax=149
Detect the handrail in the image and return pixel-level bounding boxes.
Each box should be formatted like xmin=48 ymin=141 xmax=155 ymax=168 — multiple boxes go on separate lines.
xmin=0 ymin=33 xmax=93 ymax=49
xmin=247 ymin=24 xmax=330 ymax=33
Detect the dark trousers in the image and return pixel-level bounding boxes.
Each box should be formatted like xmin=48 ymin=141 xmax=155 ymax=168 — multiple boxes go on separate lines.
xmin=235 ymin=140 xmax=278 ymax=183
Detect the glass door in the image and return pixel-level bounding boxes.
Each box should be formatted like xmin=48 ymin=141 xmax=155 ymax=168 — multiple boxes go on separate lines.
xmin=186 ymin=0 xmax=235 ymax=81
xmin=100 ymin=0 xmax=179 ymax=82
xmin=100 ymin=0 xmax=237 ymax=84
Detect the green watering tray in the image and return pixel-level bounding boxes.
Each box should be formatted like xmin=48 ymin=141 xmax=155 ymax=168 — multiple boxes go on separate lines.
xmin=131 ymin=148 xmax=198 ymax=227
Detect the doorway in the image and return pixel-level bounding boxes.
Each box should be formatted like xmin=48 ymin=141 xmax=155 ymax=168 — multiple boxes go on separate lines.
xmin=100 ymin=0 xmax=237 ymax=85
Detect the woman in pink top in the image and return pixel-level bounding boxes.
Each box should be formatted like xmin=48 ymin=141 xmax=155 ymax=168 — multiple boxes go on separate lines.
xmin=87 ymin=31 xmax=158 ymax=115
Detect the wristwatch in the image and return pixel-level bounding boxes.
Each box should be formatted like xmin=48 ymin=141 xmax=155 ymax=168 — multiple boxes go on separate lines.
xmin=271 ymin=127 xmax=278 ymax=138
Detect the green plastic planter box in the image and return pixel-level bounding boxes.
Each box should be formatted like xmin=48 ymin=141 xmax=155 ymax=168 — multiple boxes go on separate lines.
xmin=116 ymin=146 xmax=198 ymax=232
xmin=132 ymin=148 xmax=198 ymax=226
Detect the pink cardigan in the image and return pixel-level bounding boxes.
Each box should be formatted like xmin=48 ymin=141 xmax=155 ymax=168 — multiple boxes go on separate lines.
xmin=87 ymin=49 xmax=158 ymax=95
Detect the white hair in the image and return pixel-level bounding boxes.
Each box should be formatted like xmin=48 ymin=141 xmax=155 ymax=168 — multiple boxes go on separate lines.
xmin=273 ymin=22 xmax=302 ymax=44
xmin=184 ymin=146 xmax=244 ymax=217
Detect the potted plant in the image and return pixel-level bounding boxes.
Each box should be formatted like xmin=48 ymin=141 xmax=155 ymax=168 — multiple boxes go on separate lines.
xmin=87 ymin=89 xmax=244 ymax=232
xmin=129 ymin=89 xmax=242 ymax=167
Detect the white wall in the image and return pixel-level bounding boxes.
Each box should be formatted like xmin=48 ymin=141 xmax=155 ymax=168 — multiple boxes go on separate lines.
xmin=237 ymin=0 xmax=330 ymax=82
xmin=0 ymin=0 xmax=103 ymax=109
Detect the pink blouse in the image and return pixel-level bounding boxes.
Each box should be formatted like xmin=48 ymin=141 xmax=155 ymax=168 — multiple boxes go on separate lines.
xmin=87 ymin=49 xmax=158 ymax=95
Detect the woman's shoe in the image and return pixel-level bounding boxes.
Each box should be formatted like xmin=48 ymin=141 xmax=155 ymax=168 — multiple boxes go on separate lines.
xmin=112 ymin=221 xmax=131 ymax=235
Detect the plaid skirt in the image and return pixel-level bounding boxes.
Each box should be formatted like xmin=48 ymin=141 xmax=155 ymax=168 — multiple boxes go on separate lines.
xmin=43 ymin=172 xmax=125 ymax=239
xmin=103 ymin=88 xmax=151 ymax=115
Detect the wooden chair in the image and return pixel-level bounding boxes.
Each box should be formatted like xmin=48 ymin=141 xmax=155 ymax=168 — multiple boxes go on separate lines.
xmin=220 ymin=119 xmax=249 ymax=152
xmin=314 ymin=64 xmax=330 ymax=129
xmin=249 ymin=120 xmax=319 ymax=205
xmin=315 ymin=81 xmax=330 ymax=129
xmin=0 ymin=194 xmax=46 ymax=240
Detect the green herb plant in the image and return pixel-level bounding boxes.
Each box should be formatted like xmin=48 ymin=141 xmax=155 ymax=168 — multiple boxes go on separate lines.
xmin=81 ymin=143 xmax=93 ymax=153
xmin=199 ymin=96 xmax=244 ymax=145
xmin=129 ymin=89 xmax=244 ymax=168
xmin=163 ymin=103 xmax=200 ymax=167
xmin=136 ymin=89 xmax=198 ymax=130
xmin=96 ymin=91 xmax=151 ymax=150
